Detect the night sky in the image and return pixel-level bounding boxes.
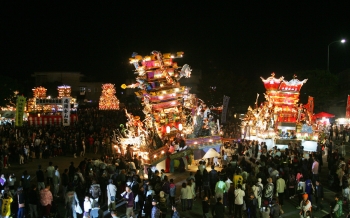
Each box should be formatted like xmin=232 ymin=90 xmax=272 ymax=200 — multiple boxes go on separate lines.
xmin=2 ymin=2 xmax=350 ymax=84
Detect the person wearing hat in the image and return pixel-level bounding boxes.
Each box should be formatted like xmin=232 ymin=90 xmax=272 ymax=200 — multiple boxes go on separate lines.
xmin=107 ymin=179 xmax=117 ymax=211
xmin=299 ymin=193 xmax=311 ymax=218
xmin=151 ymin=198 xmax=161 ymax=218
xmin=252 ymin=178 xmax=263 ymax=208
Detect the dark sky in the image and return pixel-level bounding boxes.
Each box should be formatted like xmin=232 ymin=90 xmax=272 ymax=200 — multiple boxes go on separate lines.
xmin=1 ymin=1 xmax=350 ymax=83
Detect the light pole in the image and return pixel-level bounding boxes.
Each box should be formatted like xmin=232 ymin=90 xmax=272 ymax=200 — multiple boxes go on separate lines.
xmin=327 ymin=39 xmax=346 ymax=72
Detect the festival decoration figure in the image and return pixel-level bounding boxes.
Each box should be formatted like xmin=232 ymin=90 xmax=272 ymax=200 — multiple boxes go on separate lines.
xmin=99 ymin=83 xmax=120 ymax=110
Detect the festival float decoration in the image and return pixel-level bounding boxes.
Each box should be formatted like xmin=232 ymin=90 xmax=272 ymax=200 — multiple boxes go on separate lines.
xmin=27 ymin=85 xmax=77 ymax=125
xmin=118 ymin=51 xmax=222 ymax=167
xmin=99 ymin=83 xmax=120 ymax=110
xmin=241 ymin=73 xmax=318 ymax=151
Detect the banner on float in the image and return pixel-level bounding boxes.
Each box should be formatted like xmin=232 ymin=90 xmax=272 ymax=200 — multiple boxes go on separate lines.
xmin=15 ymin=96 xmax=26 ymax=127
xmin=62 ymin=97 xmax=71 ymax=126
xmin=346 ymin=95 xmax=350 ymax=118
xmin=308 ymin=96 xmax=314 ymax=115
xmin=221 ymin=95 xmax=230 ymax=124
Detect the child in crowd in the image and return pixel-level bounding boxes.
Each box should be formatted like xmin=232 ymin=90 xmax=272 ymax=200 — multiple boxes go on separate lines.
xmin=84 ymin=196 xmax=92 ymax=213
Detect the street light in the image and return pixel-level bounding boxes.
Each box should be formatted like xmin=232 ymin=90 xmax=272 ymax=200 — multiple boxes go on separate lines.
xmin=327 ymin=39 xmax=346 ymax=72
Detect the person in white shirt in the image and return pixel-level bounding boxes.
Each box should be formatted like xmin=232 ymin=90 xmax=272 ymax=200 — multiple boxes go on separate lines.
xmin=107 ymin=179 xmax=117 ymax=211
xmin=252 ymin=178 xmax=263 ymax=208
xmin=234 ymin=184 xmax=245 ymax=218
xmin=53 ymin=166 xmax=60 ymax=197
xmin=275 ymin=149 xmax=281 ymax=157
xmin=83 ymin=196 xmax=92 ymax=213
xmin=276 ymin=175 xmax=286 ymax=206
xmin=299 ymin=193 xmax=311 ymax=217
xmin=46 ymin=162 xmax=55 ymax=184
xmin=296 ymin=178 xmax=306 ymax=209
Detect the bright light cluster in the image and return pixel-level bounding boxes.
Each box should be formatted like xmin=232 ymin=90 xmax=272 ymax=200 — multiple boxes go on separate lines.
xmin=99 ymin=83 xmax=120 ymax=110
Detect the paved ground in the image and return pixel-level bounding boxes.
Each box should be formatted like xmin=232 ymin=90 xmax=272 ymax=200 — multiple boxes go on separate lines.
xmin=5 ymin=140 xmax=350 ymax=218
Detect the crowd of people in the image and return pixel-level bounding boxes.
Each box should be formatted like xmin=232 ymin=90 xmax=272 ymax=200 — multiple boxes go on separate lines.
xmin=184 ymin=138 xmax=350 ymax=218
xmin=0 ymin=106 xmax=350 ymax=218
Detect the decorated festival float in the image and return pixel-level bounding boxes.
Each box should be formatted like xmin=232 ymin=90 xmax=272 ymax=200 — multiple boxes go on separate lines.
xmin=26 ymin=85 xmax=78 ymax=126
xmin=241 ymin=73 xmax=318 ymax=151
xmin=117 ymin=51 xmax=222 ymax=172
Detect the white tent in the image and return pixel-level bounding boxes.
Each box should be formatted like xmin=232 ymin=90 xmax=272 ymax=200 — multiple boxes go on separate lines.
xmin=202 ymin=148 xmax=221 ymax=159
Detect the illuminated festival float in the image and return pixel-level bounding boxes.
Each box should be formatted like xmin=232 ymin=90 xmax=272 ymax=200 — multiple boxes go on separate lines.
xmin=99 ymin=83 xmax=120 ymax=110
xmin=27 ymin=85 xmax=78 ymax=125
xmin=118 ymin=51 xmax=222 ymax=171
xmin=241 ymin=73 xmax=318 ymax=151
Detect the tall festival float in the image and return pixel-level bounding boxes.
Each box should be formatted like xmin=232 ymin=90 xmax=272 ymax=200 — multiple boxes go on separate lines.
xmin=119 ymin=51 xmax=222 ymax=172
xmin=241 ymin=73 xmax=318 ymax=151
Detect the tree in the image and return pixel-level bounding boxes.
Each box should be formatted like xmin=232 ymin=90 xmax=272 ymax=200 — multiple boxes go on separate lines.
xmin=292 ymin=70 xmax=339 ymax=112
xmin=0 ymin=76 xmax=21 ymax=107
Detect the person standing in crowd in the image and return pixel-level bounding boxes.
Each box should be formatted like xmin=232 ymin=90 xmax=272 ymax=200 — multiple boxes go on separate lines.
xmin=90 ymin=202 xmax=103 ymax=218
xmin=234 ymin=184 xmax=245 ymax=218
xmin=312 ymin=157 xmax=319 ymax=183
xmin=46 ymin=161 xmax=55 ymax=185
xmin=107 ymin=179 xmax=117 ymax=212
xmin=304 ymin=177 xmax=313 ymax=204
xmin=171 ymin=205 xmax=180 ymax=218
xmin=213 ymin=197 xmax=224 ymax=218
xmin=83 ymin=196 xmax=91 ymax=215
xmin=202 ymin=196 xmax=210 ymax=218
xmin=1 ymin=193 xmax=13 ymax=218
xmin=331 ymin=194 xmax=343 ymax=218
xmin=159 ymin=191 xmax=167 ymax=218
xmin=40 ymin=184 xmax=53 ymax=217
xmin=8 ymin=173 xmax=16 ymax=195
xmin=169 ymin=179 xmax=176 ymax=205
xmin=314 ymin=180 xmax=324 ymax=211
xmin=215 ymin=177 xmax=226 ymax=201
xmin=121 ymin=186 xmax=134 ymax=218
xmin=28 ymin=184 xmax=39 ymax=218
xmin=233 ymin=170 xmax=243 ymax=189
xmin=17 ymin=187 xmax=25 ymax=218
xmin=299 ymin=193 xmax=311 ymax=218
xmin=276 ymin=175 xmax=286 ymax=206
xmin=246 ymin=192 xmax=258 ymax=218
xmin=263 ymin=177 xmax=274 ymax=203
xmin=180 ymin=182 xmax=188 ymax=212
xmin=65 ymin=186 xmax=80 ymax=218
xmin=53 ymin=165 xmax=60 ymax=198
xmin=186 ymin=180 xmax=195 ymax=210
xmin=36 ymin=165 xmax=45 ymax=191
xmin=62 ymin=168 xmax=69 ymax=198
xmin=202 ymin=170 xmax=211 ymax=198
xmin=209 ymin=165 xmax=219 ymax=197
xmin=195 ymin=170 xmax=203 ymax=199
xmin=227 ymin=183 xmax=235 ymax=215
xmin=252 ymin=178 xmax=263 ymax=209
xmin=89 ymin=180 xmax=101 ymax=206
xmin=270 ymin=198 xmax=281 ymax=218
xmin=151 ymin=198 xmax=161 ymax=218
